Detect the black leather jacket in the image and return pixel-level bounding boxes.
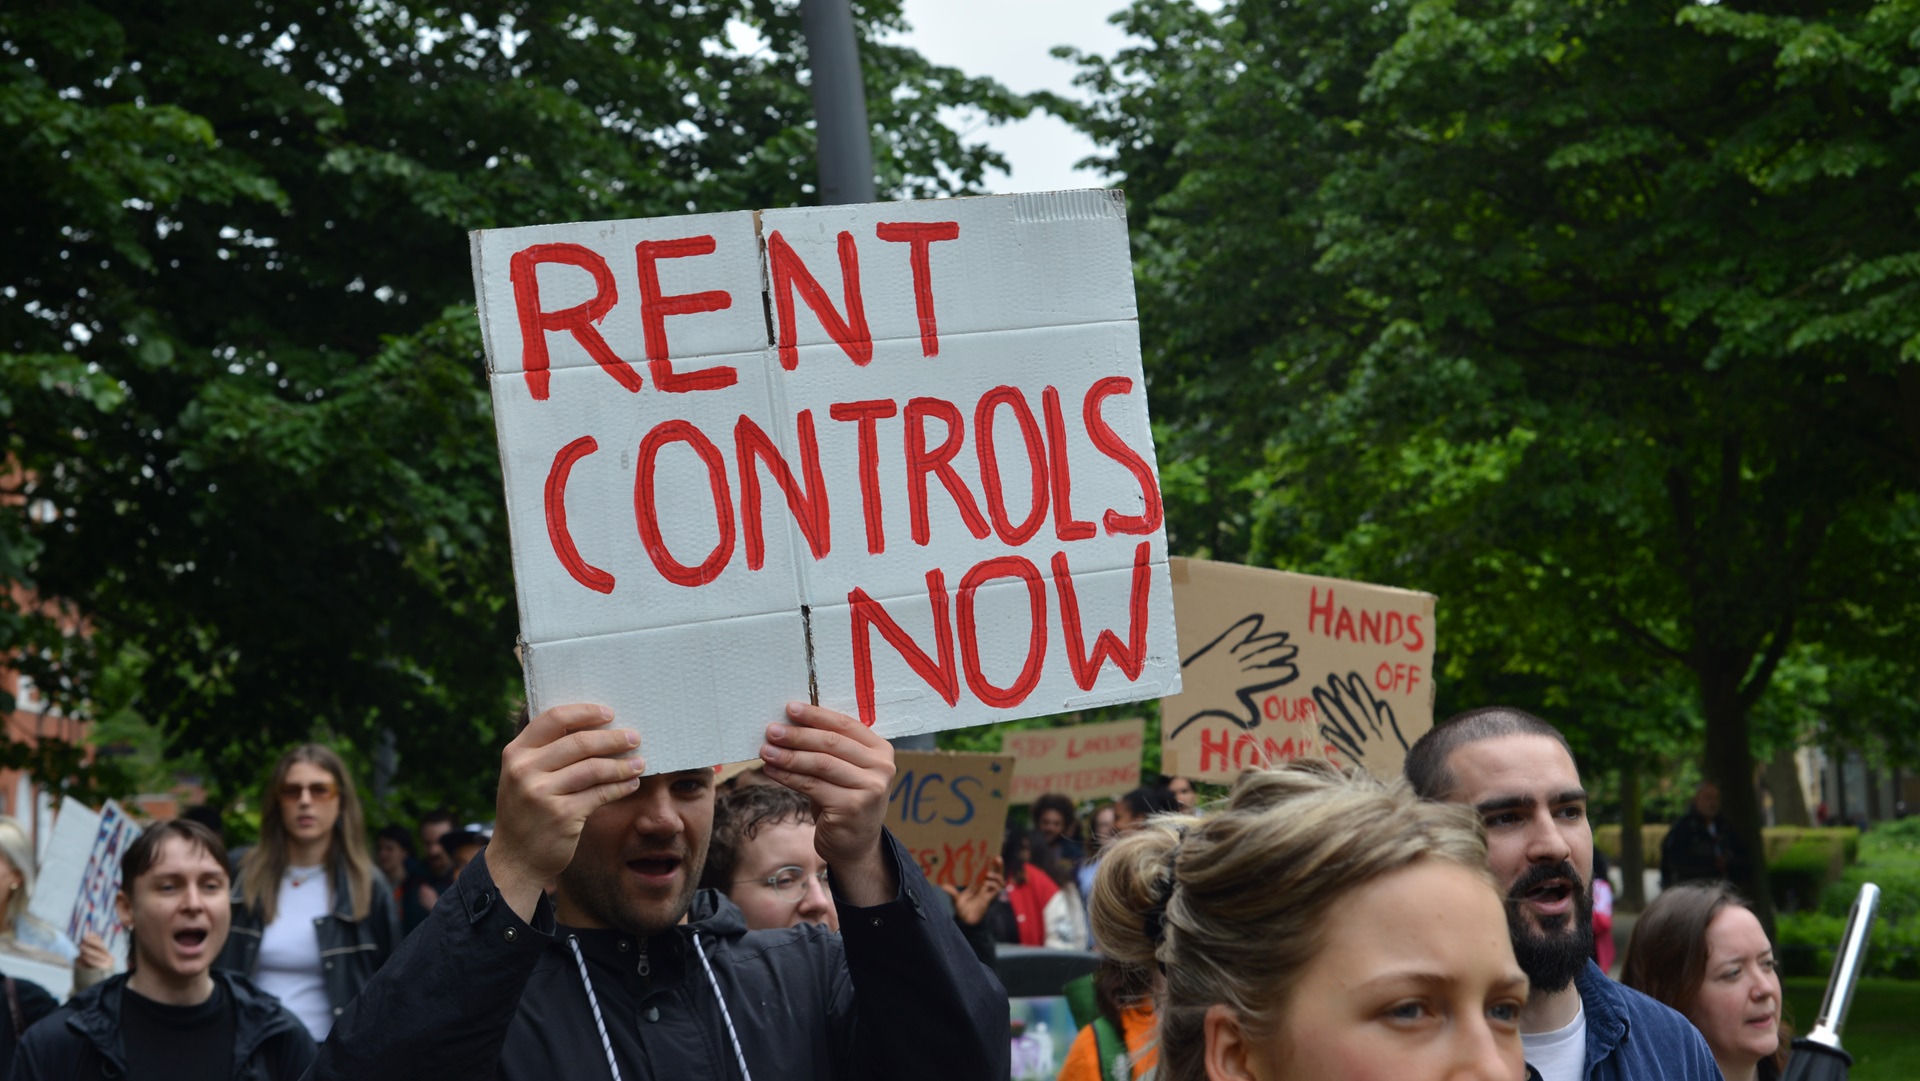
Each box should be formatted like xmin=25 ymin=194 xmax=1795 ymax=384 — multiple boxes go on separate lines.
xmin=11 ymin=971 xmax=315 ymax=1080
xmin=313 ymin=831 xmax=1010 ymax=1081
xmin=214 ymin=858 xmax=401 ymax=1030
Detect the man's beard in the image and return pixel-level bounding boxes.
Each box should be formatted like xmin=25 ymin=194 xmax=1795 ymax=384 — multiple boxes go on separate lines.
xmin=558 ymin=845 xmax=708 ymax=936
xmin=1506 ymin=860 xmax=1595 ymax=994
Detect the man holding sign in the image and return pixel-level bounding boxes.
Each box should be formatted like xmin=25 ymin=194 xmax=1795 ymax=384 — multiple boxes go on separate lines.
xmin=313 ymin=701 xmax=1008 ymax=1081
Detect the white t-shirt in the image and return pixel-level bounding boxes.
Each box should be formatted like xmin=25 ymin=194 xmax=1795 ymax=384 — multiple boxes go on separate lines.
xmin=252 ymin=865 xmax=334 ymax=1039
xmin=1522 ymin=999 xmax=1587 ymax=1081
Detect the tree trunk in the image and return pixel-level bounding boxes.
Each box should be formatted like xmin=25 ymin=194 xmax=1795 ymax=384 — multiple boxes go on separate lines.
xmin=1619 ymin=763 xmax=1647 ymax=912
xmin=1766 ymin=745 xmax=1811 ymax=827
xmin=1700 ymin=663 xmax=1774 ymax=931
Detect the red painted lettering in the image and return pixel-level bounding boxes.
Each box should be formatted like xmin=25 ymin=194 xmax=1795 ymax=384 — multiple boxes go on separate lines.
xmin=849 ymin=569 xmax=958 ymax=727
xmin=1042 ymin=386 xmax=1096 ymax=541
xmin=1051 ymin=541 xmax=1152 ymax=691
xmin=509 ymin=243 xmax=636 ymax=399
xmin=633 ymin=420 xmax=735 ymax=587
xmin=1309 ymin=586 xmax=1335 ymax=637
xmin=735 ymin=411 xmax=829 ymax=569
xmin=1082 ymin=377 xmax=1163 ymax=535
xmin=1199 ymin=727 xmax=1231 ymax=772
xmin=828 ymin=399 xmax=897 ymax=555
xmin=544 ymin=435 xmax=614 ymax=594
xmin=875 ymin=221 xmax=960 ymax=357
xmin=1407 ymin=614 xmax=1426 ymax=652
xmin=956 ymin=556 xmax=1047 ymax=709
xmin=905 ymin=397 xmax=990 ymax=546
xmin=974 ymin=386 xmax=1048 ymax=545
xmin=633 ymin=235 xmax=737 ymax=393
xmin=768 ymin=229 xmax=871 ymax=370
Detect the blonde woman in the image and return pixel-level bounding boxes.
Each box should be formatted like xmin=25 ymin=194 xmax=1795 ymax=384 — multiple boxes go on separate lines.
xmin=0 ymin=816 xmax=111 ymax=992
xmin=215 ymin=745 xmax=398 ymax=1040
xmin=1089 ymin=760 xmax=1531 ymax=1081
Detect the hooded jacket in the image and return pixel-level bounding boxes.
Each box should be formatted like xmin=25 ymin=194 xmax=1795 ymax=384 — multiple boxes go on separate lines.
xmin=10 ymin=970 xmax=316 ymax=1081
xmin=313 ymin=831 xmax=1009 ymax=1081
xmin=215 ymin=854 xmax=401 ymax=1032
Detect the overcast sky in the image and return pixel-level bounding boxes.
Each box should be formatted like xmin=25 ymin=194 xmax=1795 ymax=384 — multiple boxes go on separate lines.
xmin=885 ymin=0 xmax=1139 ymax=194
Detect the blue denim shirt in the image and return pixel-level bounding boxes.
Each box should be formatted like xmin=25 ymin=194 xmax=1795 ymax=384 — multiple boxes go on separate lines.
xmin=1526 ymin=961 xmax=1720 ymax=1081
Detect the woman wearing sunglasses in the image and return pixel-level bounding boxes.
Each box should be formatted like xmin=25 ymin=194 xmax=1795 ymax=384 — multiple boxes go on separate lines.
xmin=216 ymin=744 xmax=400 ymax=1040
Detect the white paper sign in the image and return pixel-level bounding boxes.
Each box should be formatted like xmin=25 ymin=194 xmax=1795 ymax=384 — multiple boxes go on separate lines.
xmin=472 ymin=191 xmax=1181 ymax=772
xmin=29 ymin=796 xmax=136 ymax=970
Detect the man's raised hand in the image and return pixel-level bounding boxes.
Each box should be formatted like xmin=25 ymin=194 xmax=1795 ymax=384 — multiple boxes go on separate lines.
xmin=760 ymin=702 xmax=898 ymax=907
xmin=490 ymin=703 xmax=645 ymax=920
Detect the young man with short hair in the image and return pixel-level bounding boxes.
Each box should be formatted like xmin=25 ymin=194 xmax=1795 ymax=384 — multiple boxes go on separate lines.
xmin=13 ymin=819 xmax=316 ymax=1080
xmin=1405 ymin=707 xmax=1719 ymax=1081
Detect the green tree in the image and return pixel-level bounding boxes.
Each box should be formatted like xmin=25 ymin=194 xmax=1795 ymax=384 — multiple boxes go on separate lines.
xmin=1 ymin=0 xmax=1028 ymax=814
xmin=1070 ymin=0 xmax=1920 ymax=915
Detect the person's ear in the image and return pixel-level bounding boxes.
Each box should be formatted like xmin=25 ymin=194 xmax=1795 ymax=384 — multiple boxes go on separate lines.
xmin=1204 ymin=1003 xmax=1264 ymax=1081
xmin=115 ymin=889 xmax=133 ymax=929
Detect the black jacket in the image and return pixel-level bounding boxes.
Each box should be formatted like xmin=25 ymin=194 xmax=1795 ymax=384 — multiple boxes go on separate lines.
xmin=9 ymin=971 xmax=316 ymax=1081
xmin=215 ymin=858 xmax=401 ymax=1030
xmin=313 ymin=831 xmax=1010 ymax=1081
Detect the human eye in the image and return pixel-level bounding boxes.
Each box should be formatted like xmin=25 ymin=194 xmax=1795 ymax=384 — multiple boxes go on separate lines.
xmin=1382 ymin=1000 xmax=1432 ymax=1025
xmin=1488 ymin=1000 xmax=1523 ymax=1027
xmin=772 ymin=868 xmax=804 ymax=890
xmin=1556 ymin=803 xmax=1587 ymax=821
xmin=1484 ymin=812 xmax=1521 ymax=828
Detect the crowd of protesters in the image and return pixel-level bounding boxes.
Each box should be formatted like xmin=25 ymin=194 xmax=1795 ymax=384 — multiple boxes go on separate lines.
xmin=0 ymin=701 xmax=1803 ymax=1081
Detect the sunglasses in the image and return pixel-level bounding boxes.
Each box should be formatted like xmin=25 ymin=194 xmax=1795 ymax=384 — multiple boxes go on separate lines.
xmin=279 ymin=781 xmax=339 ymax=803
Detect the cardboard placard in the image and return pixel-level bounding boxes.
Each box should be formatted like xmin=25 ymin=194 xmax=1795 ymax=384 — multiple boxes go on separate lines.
xmin=29 ymin=797 xmax=137 ymax=971
xmin=1161 ymin=559 xmax=1436 ymax=781
xmin=1001 ymin=717 xmax=1145 ymax=803
xmin=472 ymin=192 xmax=1181 ymax=773
xmin=887 ymin=750 xmax=1013 ymax=890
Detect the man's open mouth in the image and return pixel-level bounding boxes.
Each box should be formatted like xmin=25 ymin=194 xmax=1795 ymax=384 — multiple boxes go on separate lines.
xmin=1525 ymin=880 xmax=1572 ymax=904
xmin=628 ymin=856 xmax=682 ymax=879
xmin=173 ymin=928 xmax=209 ymax=949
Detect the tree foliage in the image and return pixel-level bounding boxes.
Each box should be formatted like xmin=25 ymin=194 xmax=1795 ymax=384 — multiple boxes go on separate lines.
xmin=1 ymin=0 xmax=1028 ymax=815
xmin=1070 ymin=0 xmax=1920 ymax=907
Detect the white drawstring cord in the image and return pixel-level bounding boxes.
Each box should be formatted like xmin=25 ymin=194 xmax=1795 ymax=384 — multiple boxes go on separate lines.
xmin=693 ymin=934 xmax=754 ymax=1081
xmin=568 ymin=935 xmax=625 ymax=1081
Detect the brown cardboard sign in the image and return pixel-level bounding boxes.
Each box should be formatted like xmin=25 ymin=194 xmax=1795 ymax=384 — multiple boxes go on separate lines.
xmin=1160 ymin=558 xmax=1436 ymax=782
xmin=887 ymin=750 xmax=1014 ymax=890
xmin=1001 ymin=717 xmax=1145 ymax=803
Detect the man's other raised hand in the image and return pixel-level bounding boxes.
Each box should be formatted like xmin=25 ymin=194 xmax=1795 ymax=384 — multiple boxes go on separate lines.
xmin=760 ymin=702 xmax=899 ymax=907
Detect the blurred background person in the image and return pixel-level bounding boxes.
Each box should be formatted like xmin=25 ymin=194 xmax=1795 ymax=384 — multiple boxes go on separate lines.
xmin=1661 ymin=782 xmax=1752 ymax=890
xmin=1090 ymin=761 xmax=1529 ymax=1081
xmin=1030 ymin=793 xmax=1084 ymax=869
xmin=12 ymin=819 xmax=316 ymax=1080
xmin=1166 ymin=776 xmax=1199 ymax=813
xmin=373 ymin=825 xmax=434 ymax=934
xmin=700 ymin=785 xmax=836 ymax=932
xmin=0 ymin=816 xmax=111 ymax=994
xmin=1592 ymin=849 xmax=1616 ymax=973
xmin=218 ymin=744 xmax=399 ymax=1041
xmin=415 ymin=810 xmax=456 ymax=894
xmin=1111 ymin=784 xmax=1178 ymax=835
xmin=1620 ymin=883 xmax=1788 ymax=1081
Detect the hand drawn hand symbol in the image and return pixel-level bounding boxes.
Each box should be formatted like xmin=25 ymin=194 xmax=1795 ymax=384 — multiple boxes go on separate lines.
xmin=1315 ymin=671 xmax=1407 ymax=768
xmin=1168 ymin=614 xmax=1300 ymax=738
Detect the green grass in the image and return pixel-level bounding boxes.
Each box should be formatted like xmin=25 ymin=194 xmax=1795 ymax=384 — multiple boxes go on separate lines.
xmin=1783 ymin=978 xmax=1920 ymax=1081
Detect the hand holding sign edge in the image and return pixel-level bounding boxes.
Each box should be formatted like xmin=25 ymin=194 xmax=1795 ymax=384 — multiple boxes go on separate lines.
xmin=760 ymin=701 xmax=899 ymax=908
xmin=490 ymin=703 xmax=645 ymax=921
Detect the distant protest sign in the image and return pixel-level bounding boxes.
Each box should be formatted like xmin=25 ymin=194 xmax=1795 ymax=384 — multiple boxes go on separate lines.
xmin=472 ymin=192 xmax=1181 ymax=773
xmin=1001 ymin=717 xmax=1144 ymax=803
xmin=887 ymin=750 xmax=1013 ymax=890
xmin=1161 ymin=559 xmax=1437 ymax=782
xmin=26 ymin=796 xmax=138 ymax=987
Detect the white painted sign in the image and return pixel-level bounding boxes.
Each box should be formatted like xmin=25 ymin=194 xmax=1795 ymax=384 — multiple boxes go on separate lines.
xmin=472 ymin=191 xmax=1180 ymax=773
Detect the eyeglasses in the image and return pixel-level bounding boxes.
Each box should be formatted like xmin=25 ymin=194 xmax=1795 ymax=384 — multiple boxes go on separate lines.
xmin=735 ymin=865 xmax=829 ymax=904
xmin=279 ymin=781 xmax=339 ymax=803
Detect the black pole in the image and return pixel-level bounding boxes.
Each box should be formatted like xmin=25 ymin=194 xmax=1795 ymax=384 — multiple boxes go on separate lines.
xmin=800 ymin=0 xmax=876 ymax=206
